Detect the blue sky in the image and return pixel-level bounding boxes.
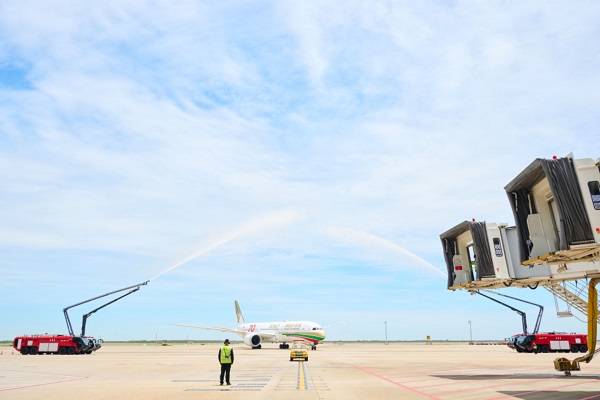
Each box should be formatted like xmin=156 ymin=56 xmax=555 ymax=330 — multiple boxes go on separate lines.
xmin=1 ymin=1 xmax=600 ymax=341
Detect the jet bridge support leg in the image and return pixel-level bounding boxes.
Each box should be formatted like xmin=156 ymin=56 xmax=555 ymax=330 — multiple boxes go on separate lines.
xmin=554 ymin=278 xmax=599 ymax=376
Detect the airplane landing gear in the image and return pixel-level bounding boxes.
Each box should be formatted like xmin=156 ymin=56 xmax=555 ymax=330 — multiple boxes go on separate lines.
xmin=252 ymin=344 xmax=262 ymax=349
xmin=279 ymin=343 xmax=289 ymax=349
xmin=311 ymin=345 xmax=317 ymax=351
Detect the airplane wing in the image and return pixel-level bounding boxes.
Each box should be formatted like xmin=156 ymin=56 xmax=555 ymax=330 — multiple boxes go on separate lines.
xmin=175 ymin=324 xmax=246 ymax=335
xmin=176 ymin=324 xmax=280 ymax=342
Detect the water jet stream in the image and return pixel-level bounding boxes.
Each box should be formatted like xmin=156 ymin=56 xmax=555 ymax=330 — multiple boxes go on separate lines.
xmin=149 ymin=210 xmax=301 ymax=281
xmin=326 ymin=227 xmax=445 ymax=278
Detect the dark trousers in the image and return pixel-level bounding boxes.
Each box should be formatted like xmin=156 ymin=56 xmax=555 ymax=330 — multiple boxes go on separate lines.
xmin=220 ymin=363 xmax=232 ymax=384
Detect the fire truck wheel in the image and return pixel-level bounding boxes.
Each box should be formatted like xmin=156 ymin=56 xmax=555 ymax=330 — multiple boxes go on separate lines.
xmin=30 ymin=348 xmax=38 ymax=355
xmin=581 ymin=345 xmax=588 ymax=353
xmin=20 ymin=348 xmax=29 ymax=355
xmin=537 ymin=345 xmax=548 ymax=353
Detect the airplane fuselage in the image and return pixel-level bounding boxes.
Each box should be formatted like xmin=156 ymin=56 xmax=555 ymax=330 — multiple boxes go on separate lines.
xmin=237 ymin=321 xmax=326 ymax=345
xmin=177 ymin=301 xmax=326 ymax=349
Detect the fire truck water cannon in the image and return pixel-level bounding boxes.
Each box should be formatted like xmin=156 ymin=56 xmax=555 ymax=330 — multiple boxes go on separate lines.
xmin=13 ymin=280 xmax=149 ymax=355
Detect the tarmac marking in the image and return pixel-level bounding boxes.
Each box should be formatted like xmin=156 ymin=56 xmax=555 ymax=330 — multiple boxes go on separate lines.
xmin=297 ymin=361 xmax=307 ymax=390
xmin=368 ymin=367 xmax=600 ymax=399
xmin=0 ymin=369 xmax=85 ymax=379
xmin=175 ymin=367 xmax=278 ymax=392
xmin=307 ymin=370 xmax=330 ymax=399
xmin=185 ymin=388 xmax=261 ymax=392
xmin=0 ymin=376 xmax=88 ymax=392
xmin=354 ymin=366 xmax=441 ymax=400
xmin=273 ymin=363 xmax=299 ymax=391
xmin=343 ymin=366 xmax=600 ymax=400
xmin=389 ymin=371 xmax=600 ymax=400
xmin=579 ymin=393 xmax=600 ymax=400
xmin=432 ymin=376 xmax=556 ymax=398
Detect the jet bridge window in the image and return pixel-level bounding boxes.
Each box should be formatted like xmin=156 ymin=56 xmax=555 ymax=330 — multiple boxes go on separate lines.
xmin=493 ymin=238 xmax=503 ymax=257
xmin=466 ymin=244 xmax=477 ymax=281
xmin=589 ymin=181 xmax=600 ymax=210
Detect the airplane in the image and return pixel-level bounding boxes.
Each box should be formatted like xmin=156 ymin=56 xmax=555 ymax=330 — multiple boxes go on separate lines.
xmin=177 ymin=300 xmax=326 ymax=350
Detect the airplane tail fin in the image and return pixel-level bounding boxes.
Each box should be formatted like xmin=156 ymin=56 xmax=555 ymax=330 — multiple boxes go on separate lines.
xmin=234 ymin=300 xmax=245 ymax=324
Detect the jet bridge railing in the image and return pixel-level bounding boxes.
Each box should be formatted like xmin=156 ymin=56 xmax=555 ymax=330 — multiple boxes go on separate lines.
xmin=543 ymin=280 xmax=600 ymax=324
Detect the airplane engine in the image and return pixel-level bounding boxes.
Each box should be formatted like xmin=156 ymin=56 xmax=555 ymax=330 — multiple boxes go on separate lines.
xmin=243 ymin=333 xmax=261 ymax=348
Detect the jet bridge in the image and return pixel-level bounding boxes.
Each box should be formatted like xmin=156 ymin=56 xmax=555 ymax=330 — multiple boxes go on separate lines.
xmin=441 ymin=154 xmax=600 ymax=375
xmin=441 ymin=220 xmax=551 ymax=290
xmin=505 ymin=156 xmax=600 ymax=266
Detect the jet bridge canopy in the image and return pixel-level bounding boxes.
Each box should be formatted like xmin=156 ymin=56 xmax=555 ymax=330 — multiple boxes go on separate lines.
xmin=440 ymin=221 xmax=471 ymax=288
xmin=440 ymin=220 xmax=499 ymax=289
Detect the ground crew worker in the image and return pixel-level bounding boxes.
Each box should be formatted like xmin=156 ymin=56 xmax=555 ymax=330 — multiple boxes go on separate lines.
xmin=218 ymin=339 xmax=234 ymax=386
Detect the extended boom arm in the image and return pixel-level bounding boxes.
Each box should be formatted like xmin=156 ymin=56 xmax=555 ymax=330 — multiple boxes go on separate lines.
xmin=63 ymin=281 xmax=149 ymax=336
xmin=474 ymin=291 xmax=529 ymax=334
xmin=481 ymin=290 xmax=544 ymax=334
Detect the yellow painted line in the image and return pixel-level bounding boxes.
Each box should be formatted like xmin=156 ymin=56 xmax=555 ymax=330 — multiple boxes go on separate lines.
xmin=297 ymin=361 xmax=307 ymax=390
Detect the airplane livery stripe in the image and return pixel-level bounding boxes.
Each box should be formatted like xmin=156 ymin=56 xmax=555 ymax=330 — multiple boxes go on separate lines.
xmin=282 ymin=332 xmax=325 ymax=341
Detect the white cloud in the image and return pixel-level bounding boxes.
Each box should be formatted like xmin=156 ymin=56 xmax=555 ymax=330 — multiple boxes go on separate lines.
xmin=278 ymin=1 xmax=328 ymax=88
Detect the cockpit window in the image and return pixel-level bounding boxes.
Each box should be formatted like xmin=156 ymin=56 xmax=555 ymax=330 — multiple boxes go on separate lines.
xmin=312 ymin=327 xmax=322 ymax=330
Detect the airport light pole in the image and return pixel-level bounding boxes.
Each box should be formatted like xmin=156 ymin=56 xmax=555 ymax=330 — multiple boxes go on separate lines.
xmin=468 ymin=320 xmax=473 ymax=344
xmin=384 ymin=321 xmax=388 ymax=345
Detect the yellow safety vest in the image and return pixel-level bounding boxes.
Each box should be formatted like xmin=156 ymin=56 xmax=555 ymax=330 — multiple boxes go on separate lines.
xmin=220 ymin=345 xmax=232 ymax=364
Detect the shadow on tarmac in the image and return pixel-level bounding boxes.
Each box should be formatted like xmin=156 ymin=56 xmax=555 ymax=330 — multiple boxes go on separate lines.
xmin=432 ymin=374 xmax=600 ymax=380
xmin=498 ymin=391 xmax=600 ymax=400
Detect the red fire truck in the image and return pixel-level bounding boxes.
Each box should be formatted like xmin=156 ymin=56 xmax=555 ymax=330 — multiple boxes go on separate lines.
xmin=508 ymin=332 xmax=588 ymax=353
xmin=474 ymin=291 xmax=588 ymax=355
xmin=13 ymin=281 xmax=148 ymax=355
xmin=13 ymin=335 xmax=102 ymax=355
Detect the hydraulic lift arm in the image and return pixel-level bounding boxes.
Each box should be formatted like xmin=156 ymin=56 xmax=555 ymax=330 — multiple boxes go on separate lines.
xmin=474 ymin=291 xmax=529 ymax=334
xmin=63 ymin=281 xmax=149 ymax=337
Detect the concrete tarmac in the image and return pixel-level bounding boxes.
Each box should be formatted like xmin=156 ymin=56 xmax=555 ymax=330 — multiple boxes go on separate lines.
xmin=1 ymin=342 xmax=600 ymax=399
